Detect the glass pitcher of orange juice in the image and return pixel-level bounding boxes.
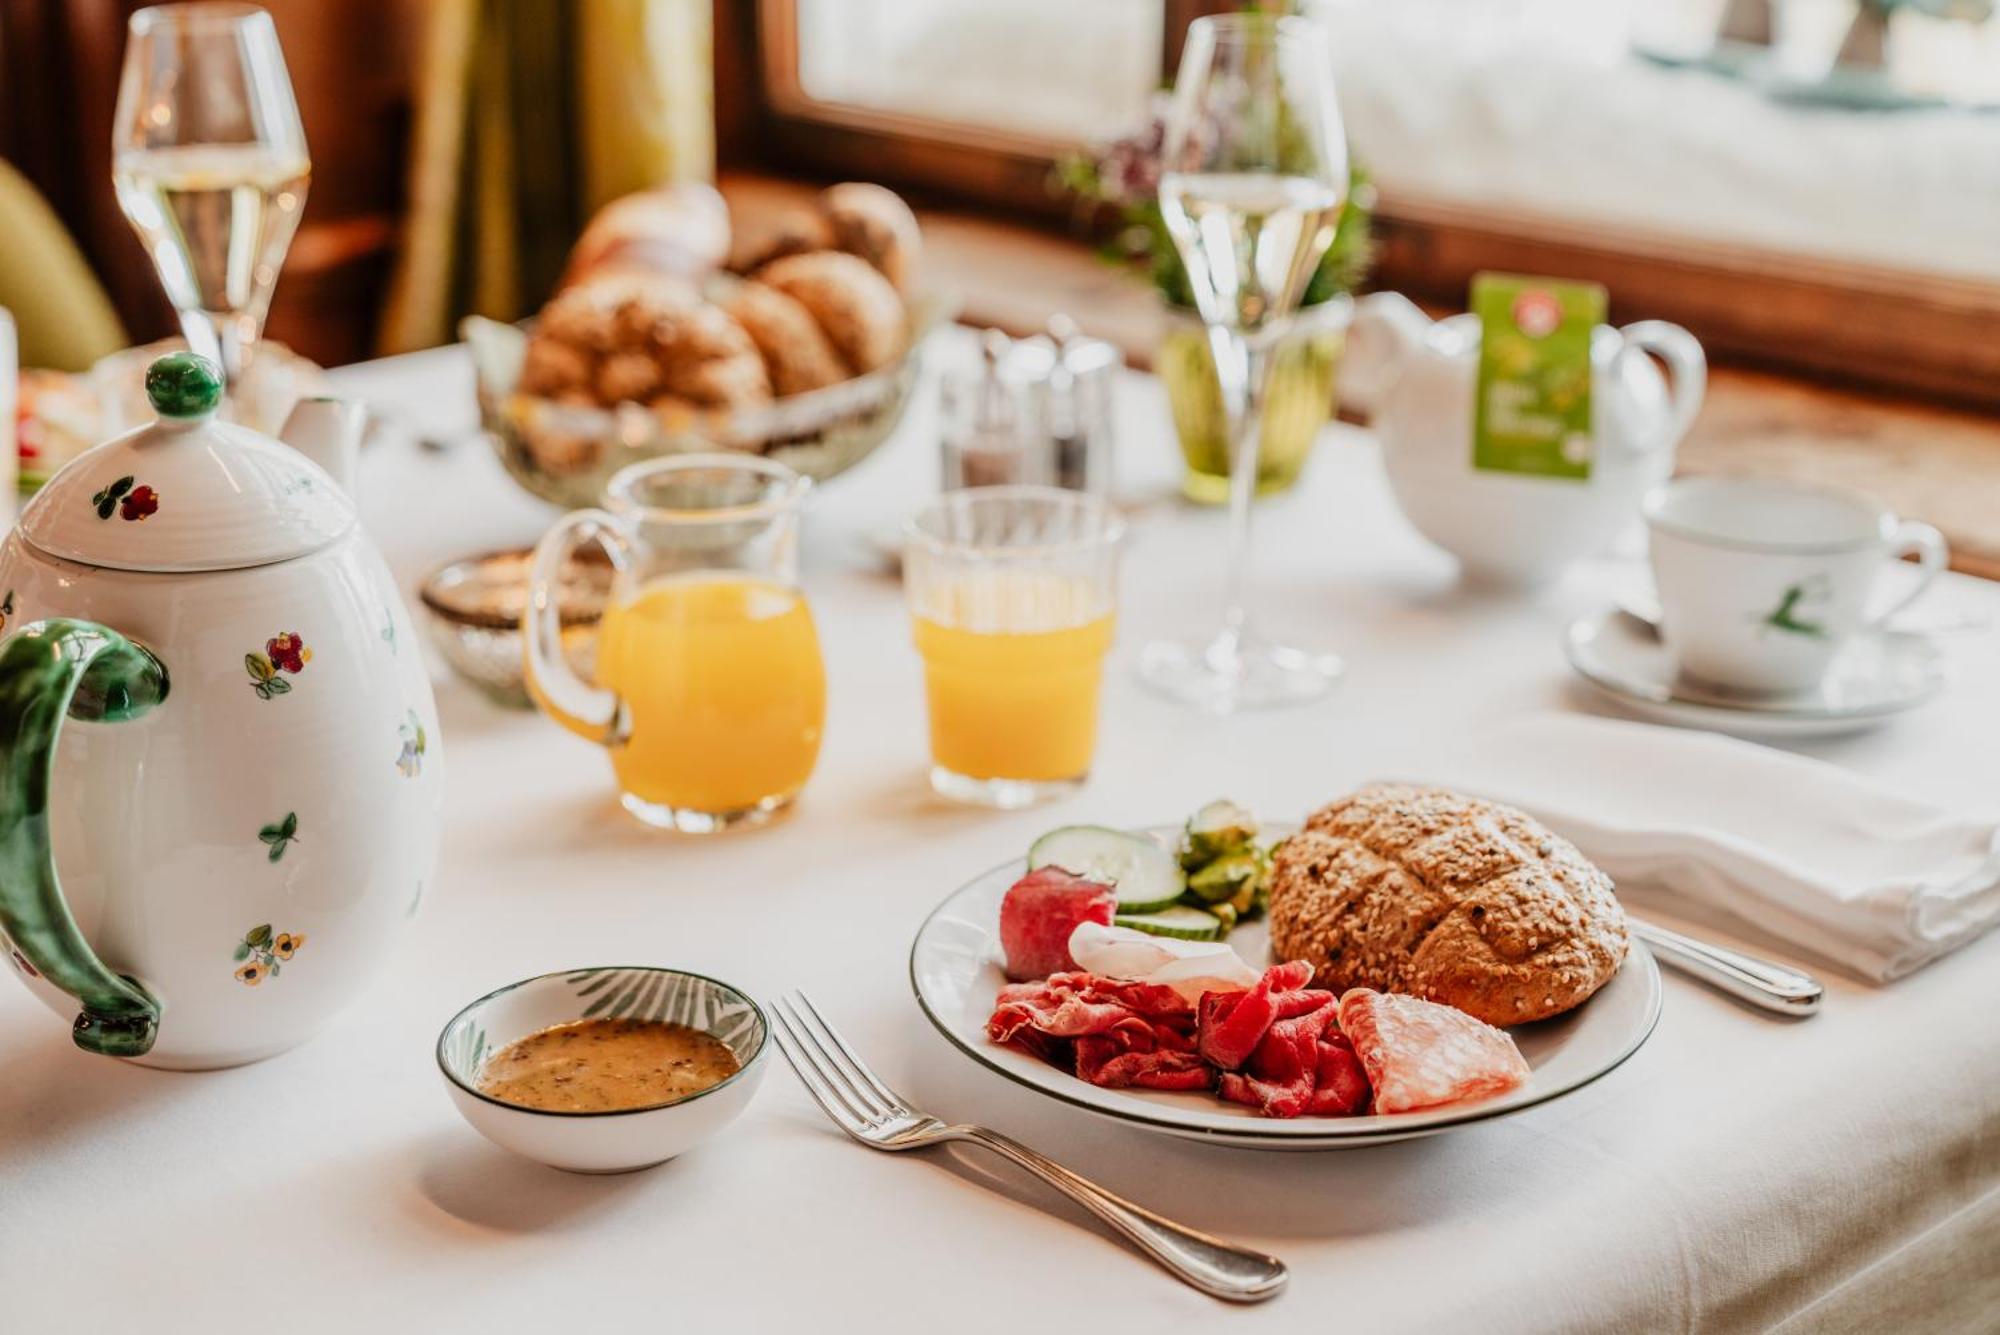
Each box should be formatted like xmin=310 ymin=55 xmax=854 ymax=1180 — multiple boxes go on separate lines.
xmin=905 ymin=487 xmax=1124 ymax=808
xmin=524 ymin=455 xmax=825 ymax=832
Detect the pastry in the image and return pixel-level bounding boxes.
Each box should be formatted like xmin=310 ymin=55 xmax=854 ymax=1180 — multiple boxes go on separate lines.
xmin=520 ymin=272 xmax=769 ymax=411
xmin=731 ymin=207 xmax=835 ymax=275
xmin=1267 ymin=784 xmax=1628 ymax=1025
xmin=818 ymin=182 xmax=922 ymax=291
xmin=723 ymin=280 xmax=850 ymax=396
xmin=756 ymin=251 xmax=906 ymax=375
xmin=561 ymin=183 xmax=731 ymax=289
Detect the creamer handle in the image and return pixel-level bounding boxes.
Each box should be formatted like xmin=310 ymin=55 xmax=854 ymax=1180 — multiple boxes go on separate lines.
xmin=522 ymin=509 xmax=629 ymax=745
xmin=1619 ymin=320 xmax=1706 ymax=456
xmin=0 ymin=619 xmax=168 ymax=1056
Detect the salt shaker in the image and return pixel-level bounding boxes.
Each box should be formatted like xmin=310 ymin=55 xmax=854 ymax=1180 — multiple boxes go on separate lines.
xmin=939 ymin=330 xmax=1053 ymax=490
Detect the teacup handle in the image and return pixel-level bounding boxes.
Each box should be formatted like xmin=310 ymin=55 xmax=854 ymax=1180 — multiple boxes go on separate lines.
xmin=1868 ymin=520 xmax=1949 ymax=628
xmin=1619 ymin=321 xmax=1707 ymax=456
xmin=0 ymin=619 xmax=169 ymax=1056
xmin=523 ymin=509 xmax=631 ymax=745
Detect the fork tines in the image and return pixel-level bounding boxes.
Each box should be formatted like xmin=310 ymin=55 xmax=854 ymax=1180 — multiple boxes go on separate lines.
xmin=770 ymin=991 xmax=922 ymax=1142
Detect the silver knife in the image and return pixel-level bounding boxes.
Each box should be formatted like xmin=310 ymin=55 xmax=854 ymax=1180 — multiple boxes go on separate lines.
xmin=1632 ymin=917 xmax=1824 ymax=1017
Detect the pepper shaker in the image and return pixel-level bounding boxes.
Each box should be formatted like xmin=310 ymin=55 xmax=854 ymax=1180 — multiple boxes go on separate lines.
xmin=1041 ymin=315 xmax=1120 ymax=496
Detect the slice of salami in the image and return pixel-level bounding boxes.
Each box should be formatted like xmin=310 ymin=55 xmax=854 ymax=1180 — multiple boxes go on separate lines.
xmin=1337 ymin=989 xmax=1531 ymax=1115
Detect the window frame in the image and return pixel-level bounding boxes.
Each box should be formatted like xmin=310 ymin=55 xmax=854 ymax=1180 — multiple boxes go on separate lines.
xmin=716 ymin=0 xmax=2000 ymax=409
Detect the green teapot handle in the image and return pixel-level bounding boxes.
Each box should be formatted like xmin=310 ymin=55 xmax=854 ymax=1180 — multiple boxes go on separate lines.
xmin=0 ymin=619 xmax=169 ymax=1056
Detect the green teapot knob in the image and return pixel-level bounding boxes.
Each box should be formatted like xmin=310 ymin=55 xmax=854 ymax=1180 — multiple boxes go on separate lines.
xmin=145 ymin=352 xmax=223 ymax=420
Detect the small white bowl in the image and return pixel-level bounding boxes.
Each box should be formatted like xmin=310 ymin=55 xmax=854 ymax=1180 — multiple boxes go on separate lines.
xmin=437 ymin=967 xmax=769 ymax=1173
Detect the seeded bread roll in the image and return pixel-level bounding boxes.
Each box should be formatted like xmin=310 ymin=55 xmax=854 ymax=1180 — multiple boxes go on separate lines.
xmin=1268 ymin=784 xmax=1628 ymax=1025
xmin=723 ymin=280 xmax=850 ymax=396
xmin=756 ymin=251 xmax=906 ymax=375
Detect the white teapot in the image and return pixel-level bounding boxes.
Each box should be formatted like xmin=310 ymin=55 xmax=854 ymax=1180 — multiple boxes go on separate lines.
xmin=0 ymin=354 xmax=442 ymax=1068
xmin=1340 ymin=292 xmax=1706 ymax=585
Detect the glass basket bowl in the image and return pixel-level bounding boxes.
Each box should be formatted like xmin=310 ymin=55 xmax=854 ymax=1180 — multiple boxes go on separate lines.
xmin=462 ymin=293 xmax=952 ymax=510
xmin=418 ymin=546 xmax=611 ymax=709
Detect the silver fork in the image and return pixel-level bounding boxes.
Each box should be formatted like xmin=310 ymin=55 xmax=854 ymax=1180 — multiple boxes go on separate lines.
xmin=769 ymin=991 xmax=1288 ymax=1304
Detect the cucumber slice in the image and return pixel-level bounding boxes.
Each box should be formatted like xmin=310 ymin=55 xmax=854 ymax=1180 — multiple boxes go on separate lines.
xmin=1113 ymin=904 xmax=1226 ymax=941
xmin=1028 ymin=826 xmax=1185 ymax=913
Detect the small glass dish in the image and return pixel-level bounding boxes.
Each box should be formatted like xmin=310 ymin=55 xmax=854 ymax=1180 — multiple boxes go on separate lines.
xmin=418 ymin=547 xmax=611 ymax=709
xmin=437 ymin=966 xmax=770 ymax=1174
xmin=461 ymin=291 xmax=954 ymax=510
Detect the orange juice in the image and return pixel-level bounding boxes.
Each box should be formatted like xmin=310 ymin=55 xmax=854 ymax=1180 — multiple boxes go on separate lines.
xmin=913 ymin=575 xmax=1114 ymax=782
xmin=593 ymin=573 xmax=825 ymax=812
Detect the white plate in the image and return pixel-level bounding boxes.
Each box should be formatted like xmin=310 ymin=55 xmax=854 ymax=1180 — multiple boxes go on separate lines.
xmin=1565 ymin=609 xmax=1946 ymax=740
xmin=909 ymin=827 xmax=1663 ymax=1150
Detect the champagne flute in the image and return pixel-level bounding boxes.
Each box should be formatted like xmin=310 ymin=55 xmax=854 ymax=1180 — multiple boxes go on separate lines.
xmin=1139 ymin=14 xmax=1348 ymax=712
xmin=112 ymin=3 xmax=310 ymax=386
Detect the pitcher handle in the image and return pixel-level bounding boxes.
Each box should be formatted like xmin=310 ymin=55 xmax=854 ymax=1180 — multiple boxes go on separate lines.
xmin=0 ymin=619 xmax=169 ymax=1056
xmin=522 ymin=509 xmax=630 ymax=745
xmin=1867 ymin=521 xmax=1949 ymax=628
xmin=1619 ymin=320 xmax=1707 ymax=456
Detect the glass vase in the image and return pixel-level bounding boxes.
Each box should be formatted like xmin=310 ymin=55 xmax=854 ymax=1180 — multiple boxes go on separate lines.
xmin=1158 ymin=296 xmax=1349 ymax=505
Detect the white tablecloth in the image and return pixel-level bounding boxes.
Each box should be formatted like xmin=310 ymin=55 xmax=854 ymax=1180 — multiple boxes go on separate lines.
xmin=5 ymin=335 xmax=1998 ymax=1333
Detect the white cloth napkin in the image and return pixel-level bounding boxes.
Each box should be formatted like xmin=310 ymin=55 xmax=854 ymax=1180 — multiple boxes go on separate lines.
xmin=1417 ymin=713 xmax=2000 ymax=982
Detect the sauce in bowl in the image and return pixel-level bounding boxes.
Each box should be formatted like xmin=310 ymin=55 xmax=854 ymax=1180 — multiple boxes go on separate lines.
xmin=477 ymin=1018 xmax=741 ymax=1113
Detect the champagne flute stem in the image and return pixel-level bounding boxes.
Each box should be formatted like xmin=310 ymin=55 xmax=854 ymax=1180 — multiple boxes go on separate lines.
xmin=179 ymin=310 xmax=255 ymax=387
xmin=1207 ymin=322 xmax=1270 ymax=668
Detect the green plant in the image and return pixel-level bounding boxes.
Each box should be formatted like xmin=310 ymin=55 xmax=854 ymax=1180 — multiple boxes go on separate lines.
xmin=1054 ymin=97 xmax=1374 ymax=311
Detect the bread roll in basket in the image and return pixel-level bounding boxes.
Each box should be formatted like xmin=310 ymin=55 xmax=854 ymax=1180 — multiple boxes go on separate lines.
xmin=467 ymin=180 xmax=951 ymax=507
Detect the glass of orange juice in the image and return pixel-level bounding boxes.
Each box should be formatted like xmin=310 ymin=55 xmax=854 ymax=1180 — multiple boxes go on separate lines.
xmin=905 ymin=487 xmax=1124 ymax=808
xmin=523 ymin=455 xmax=825 ymax=832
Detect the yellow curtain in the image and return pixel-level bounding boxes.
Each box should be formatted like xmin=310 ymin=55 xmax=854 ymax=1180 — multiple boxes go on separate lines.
xmin=377 ymin=0 xmax=714 ymax=356
xmin=0 ymin=159 xmax=128 ymax=372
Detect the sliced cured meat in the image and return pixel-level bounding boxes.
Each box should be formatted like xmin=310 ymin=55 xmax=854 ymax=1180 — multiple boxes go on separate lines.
xmin=998 ymin=868 xmax=1117 ymax=981
xmin=988 ymin=971 xmax=1205 ymax=1094
xmin=1337 ymin=988 xmax=1530 ymax=1114
xmin=1075 ymin=1037 xmax=1214 ymax=1091
xmin=1195 ymin=960 xmax=1314 ymax=1070
xmin=1214 ymin=990 xmax=1350 ymax=1117
xmin=989 ymin=973 xmax=1190 ymax=1044
xmin=1306 ymin=1033 xmax=1371 ymax=1116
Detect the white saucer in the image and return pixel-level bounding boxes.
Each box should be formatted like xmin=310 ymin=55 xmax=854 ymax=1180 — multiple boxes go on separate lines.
xmin=1563 ymin=609 xmax=1947 ymax=739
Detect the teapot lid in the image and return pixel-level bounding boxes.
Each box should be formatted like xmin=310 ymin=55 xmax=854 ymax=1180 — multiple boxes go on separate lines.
xmin=18 ymin=354 xmax=356 ymax=574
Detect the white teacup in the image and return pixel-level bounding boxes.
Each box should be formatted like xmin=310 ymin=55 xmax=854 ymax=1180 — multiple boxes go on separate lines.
xmin=1643 ymin=476 xmax=1947 ymax=695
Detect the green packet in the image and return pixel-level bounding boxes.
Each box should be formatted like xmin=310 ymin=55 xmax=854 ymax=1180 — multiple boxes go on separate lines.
xmin=1470 ymin=273 xmax=1605 ymax=481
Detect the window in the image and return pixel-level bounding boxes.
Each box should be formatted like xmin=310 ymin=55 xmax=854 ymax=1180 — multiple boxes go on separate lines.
xmin=721 ymin=0 xmax=2000 ymax=406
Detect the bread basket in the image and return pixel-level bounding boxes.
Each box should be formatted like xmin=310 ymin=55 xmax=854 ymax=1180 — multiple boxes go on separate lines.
xmin=462 ymin=292 xmax=953 ymax=510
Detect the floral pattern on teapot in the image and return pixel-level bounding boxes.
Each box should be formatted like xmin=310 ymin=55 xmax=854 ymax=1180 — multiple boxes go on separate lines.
xmin=396 ymin=710 xmax=428 ymax=777
xmin=90 ymin=475 xmax=159 ymax=522
xmin=233 ymin=923 xmax=307 ymax=986
xmin=246 ymin=632 xmax=312 ymax=699
xmin=257 ymin=812 xmax=300 ymax=862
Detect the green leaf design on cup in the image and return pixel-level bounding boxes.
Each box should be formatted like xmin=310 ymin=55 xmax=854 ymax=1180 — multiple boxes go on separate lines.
xmin=1757 ymin=581 xmax=1830 ymax=639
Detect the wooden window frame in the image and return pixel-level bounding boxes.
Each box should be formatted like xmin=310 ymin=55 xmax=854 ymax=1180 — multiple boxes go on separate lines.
xmin=717 ymin=0 xmax=1228 ymax=224
xmin=716 ymin=0 xmax=2000 ymax=411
